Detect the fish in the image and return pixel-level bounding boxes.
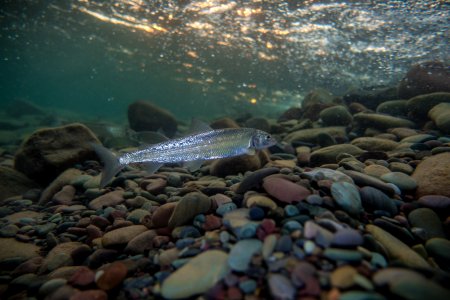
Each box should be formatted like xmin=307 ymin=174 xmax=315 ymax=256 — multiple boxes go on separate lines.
xmin=91 ymin=124 xmax=277 ymax=188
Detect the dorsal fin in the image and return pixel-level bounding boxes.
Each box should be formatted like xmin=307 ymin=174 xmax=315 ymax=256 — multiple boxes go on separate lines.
xmin=187 ymin=118 xmax=212 ymax=135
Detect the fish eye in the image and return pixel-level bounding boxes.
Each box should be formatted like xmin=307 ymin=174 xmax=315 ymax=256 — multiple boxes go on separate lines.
xmin=266 ymin=135 xmax=271 ymax=140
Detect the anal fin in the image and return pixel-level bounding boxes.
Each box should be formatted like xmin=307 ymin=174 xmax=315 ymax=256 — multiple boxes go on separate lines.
xmin=142 ymin=162 xmax=164 ymax=174
xmin=184 ymin=160 xmax=205 ymax=172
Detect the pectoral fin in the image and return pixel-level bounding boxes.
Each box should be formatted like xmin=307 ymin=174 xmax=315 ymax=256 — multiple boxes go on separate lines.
xmin=184 ymin=160 xmax=205 ymax=172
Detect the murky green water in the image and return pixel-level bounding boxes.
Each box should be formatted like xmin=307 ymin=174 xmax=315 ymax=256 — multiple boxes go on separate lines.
xmin=0 ymin=0 xmax=448 ymax=122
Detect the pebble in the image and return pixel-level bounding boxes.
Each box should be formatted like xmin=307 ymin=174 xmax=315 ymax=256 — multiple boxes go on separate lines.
xmin=425 ymin=238 xmax=450 ymax=271
xmin=408 ymin=208 xmax=446 ymax=240
xmin=331 ymin=228 xmax=363 ymax=248
xmin=331 ymin=182 xmax=363 ymax=216
xmin=101 ymin=225 xmax=148 ymax=248
xmin=249 ymin=206 xmax=265 ymax=220
xmin=380 ymin=172 xmax=417 ymax=191
xmin=89 ymin=190 xmax=125 ymax=210
xmin=70 ymin=290 xmax=108 ymax=300
xmin=40 ymin=242 xmax=83 ymax=273
xmin=323 ymin=248 xmax=363 ymax=263
xmin=228 ymin=239 xmax=262 ymax=272
xmin=245 ymin=194 xmax=277 ymax=210
xmin=52 ymin=185 xmax=76 ymax=204
xmin=366 ymin=225 xmax=430 ymax=269
xmin=216 ymin=202 xmax=237 ymax=216
xmin=268 ymin=273 xmax=296 ymax=300
xmin=124 ymin=230 xmax=157 ymax=254
xmin=263 ymin=176 xmax=311 ymax=203
xmin=360 ymin=186 xmax=398 ymax=216
xmin=168 ymin=192 xmax=211 ymax=227
xmin=161 ymin=250 xmax=229 ymax=299
xmin=96 ymin=261 xmax=128 ymax=290
xmin=418 ymin=195 xmax=450 ymax=209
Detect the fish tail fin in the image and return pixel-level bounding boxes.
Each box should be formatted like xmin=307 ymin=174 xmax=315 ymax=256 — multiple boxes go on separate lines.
xmin=90 ymin=143 xmax=124 ymax=188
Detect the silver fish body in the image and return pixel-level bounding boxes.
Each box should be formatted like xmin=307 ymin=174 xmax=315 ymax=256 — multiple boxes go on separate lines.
xmin=92 ymin=127 xmax=276 ymax=187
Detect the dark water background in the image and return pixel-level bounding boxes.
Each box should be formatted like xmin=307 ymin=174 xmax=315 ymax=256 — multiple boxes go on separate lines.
xmin=1 ymin=0 xmax=448 ymax=122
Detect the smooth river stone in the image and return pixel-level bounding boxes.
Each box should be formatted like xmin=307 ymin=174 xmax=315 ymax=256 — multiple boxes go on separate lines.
xmin=268 ymin=273 xmax=295 ymax=300
xmin=366 ymin=225 xmax=430 ymax=269
xmin=408 ymin=208 xmax=445 ymax=240
xmin=263 ymin=176 xmax=311 ymax=203
xmin=351 ymin=137 xmax=399 ymax=151
xmin=168 ymin=192 xmax=211 ymax=227
xmin=161 ymin=250 xmax=229 ymax=299
xmin=380 ymin=172 xmax=417 ymax=191
xmin=89 ymin=190 xmax=125 ymax=210
xmin=425 ymin=238 xmax=450 ymax=271
xmin=101 ymin=225 xmax=148 ymax=248
xmin=40 ymin=242 xmax=83 ymax=273
xmin=412 ymin=152 xmax=450 ymax=198
xmin=0 ymin=238 xmax=41 ymax=263
xmin=228 ymin=239 xmax=262 ymax=272
xmin=331 ymin=182 xmax=363 ymax=216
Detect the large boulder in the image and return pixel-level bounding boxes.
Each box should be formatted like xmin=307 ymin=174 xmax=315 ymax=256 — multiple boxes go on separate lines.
xmin=128 ymin=100 xmax=178 ymax=137
xmin=0 ymin=166 xmax=38 ymax=201
xmin=14 ymin=123 xmax=100 ymax=185
xmin=412 ymin=152 xmax=450 ymax=198
xmin=398 ymin=61 xmax=450 ymax=99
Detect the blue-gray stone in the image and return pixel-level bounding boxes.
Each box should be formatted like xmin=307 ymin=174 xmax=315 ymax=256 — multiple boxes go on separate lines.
xmin=228 ymin=239 xmax=262 ymax=272
xmin=282 ymin=220 xmax=302 ymax=233
xmin=239 ymin=279 xmax=257 ymax=294
xmin=331 ymin=182 xmax=363 ymax=216
xmin=216 ymin=202 xmax=237 ymax=216
xmin=284 ymin=204 xmax=299 ymax=217
xmin=268 ymin=273 xmax=295 ymax=300
xmin=249 ymin=206 xmax=265 ymax=220
xmin=238 ymin=223 xmax=258 ymax=239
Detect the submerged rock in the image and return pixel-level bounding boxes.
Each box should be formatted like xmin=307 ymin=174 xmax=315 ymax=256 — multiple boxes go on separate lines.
xmin=412 ymin=152 xmax=450 ymax=198
xmin=14 ymin=123 xmax=99 ymax=185
xmin=398 ymin=61 xmax=450 ymax=99
xmin=161 ymin=250 xmax=229 ymax=299
xmin=428 ymin=102 xmax=450 ymax=134
xmin=0 ymin=166 xmax=38 ymax=201
xmin=127 ymin=100 xmax=178 ymax=137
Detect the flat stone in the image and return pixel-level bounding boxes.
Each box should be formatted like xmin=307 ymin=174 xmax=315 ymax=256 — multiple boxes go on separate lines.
xmin=228 ymin=239 xmax=262 ymax=272
xmin=380 ymin=172 xmax=417 ymax=191
xmin=263 ymin=176 xmax=311 ymax=203
xmin=418 ymin=195 xmax=450 ymax=209
xmin=353 ymin=112 xmax=415 ymax=129
xmin=168 ymin=192 xmax=211 ymax=228
xmin=0 ymin=238 xmax=41 ymax=262
xmin=366 ymin=225 xmax=430 ymax=269
xmin=89 ymin=190 xmax=125 ymax=210
xmin=96 ymin=261 xmax=128 ymax=290
xmin=351 ymin=137 xmax=399 ymax=151
xmin=161 ymin=250 xmax=229 ymax=299
xmin=40 ymin=242 xmax=83 ymax=273
xmin=425 ymin=238 xmax=450 ymax=271
xmin=310 ymin=144 xmax=365 ymax=166
xmin=331 ymin=182 xmax=363 ymax=216
xmin=245 ymin=194 xmax=278 ymax=211
xmin=408 ymin=208 xmax=445 ymax=240
xmin=284 ymin=126 xmax=347 ymax=144
xmin=101 ymin=225 xmax=148 ymax=248
xmin=268 ymin=273 xmax=295 ymax=300
xmin=360 ymin=186 xmax=398 ymax=216
xmin=124 ymin=230 xmax=157 ymax=254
